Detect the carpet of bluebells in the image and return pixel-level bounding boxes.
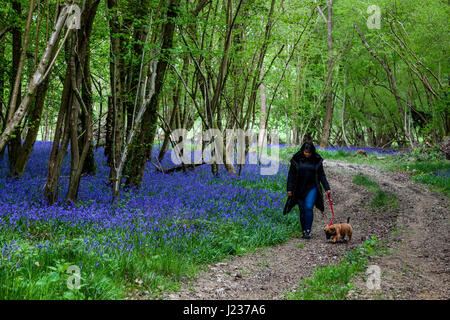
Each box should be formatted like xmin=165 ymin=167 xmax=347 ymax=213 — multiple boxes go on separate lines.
xmin=0 ymin=141 xmax=296 ymax=299
xmin=1 ymin=141 xmax=440 ymax=299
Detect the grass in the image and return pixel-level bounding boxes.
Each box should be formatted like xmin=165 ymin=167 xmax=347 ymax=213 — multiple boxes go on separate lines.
xmin=0 ymin=211 xmax=302 ymax=299
xmin=0 ymin=232 xmax=194 ymax=299
xmin=1 ymin=239 xmax=121 ymax=299
xmin=385 ymin=148 xmax=450 ymax=195
xmin=369 ymin=190 xmax=399 ymax=211
xmin=317 ymin=150 xmax=387 ymax=165
xmin=352 ymin=173 xmax=379 ymax=188
xmin=286 ymin=236 xmax=385 ymax=300
xmin=352 ymin=173 xmax=399 ymax=213
xmin=413 ymin=173 xmax=450 ymax=195
xmin=279 ymin=146 xmax=391 ymax=166
xmin=399 ymin=160 xmax=450 ymax=196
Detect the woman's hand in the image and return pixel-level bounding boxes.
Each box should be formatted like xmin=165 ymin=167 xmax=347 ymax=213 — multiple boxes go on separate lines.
xmin=287 ymin=191 xmax=293 ymax=197
xmin=325 ymin=190 xmax=332 ymax=197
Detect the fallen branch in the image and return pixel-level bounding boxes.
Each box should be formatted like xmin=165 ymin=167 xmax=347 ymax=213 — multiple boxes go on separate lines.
xmin=151 ymin=161 xmax=208 ymax=174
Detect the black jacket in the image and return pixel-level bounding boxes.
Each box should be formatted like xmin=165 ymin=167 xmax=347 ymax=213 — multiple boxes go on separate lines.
xmin=284 ymin=150 xmax=330 ymax=214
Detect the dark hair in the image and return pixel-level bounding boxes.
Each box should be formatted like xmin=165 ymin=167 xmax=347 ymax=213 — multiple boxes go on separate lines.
xmin=300 ymin=141 xmax=316 ymax=154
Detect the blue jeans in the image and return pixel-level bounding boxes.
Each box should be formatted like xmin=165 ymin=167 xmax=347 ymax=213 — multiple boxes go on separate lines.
xmin=297 ymin=187 xmax=317 ymax=232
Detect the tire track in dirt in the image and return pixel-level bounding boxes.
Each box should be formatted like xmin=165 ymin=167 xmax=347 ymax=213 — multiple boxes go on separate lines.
xmin=159 ymin=162 xmax=398 ymax=300
xmin=328 ymin=160 xmax=450 ymax=300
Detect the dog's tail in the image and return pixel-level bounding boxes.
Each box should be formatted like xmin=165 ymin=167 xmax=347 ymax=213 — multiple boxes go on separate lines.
xmin=347 ymin=217 xmax=351 ymax=223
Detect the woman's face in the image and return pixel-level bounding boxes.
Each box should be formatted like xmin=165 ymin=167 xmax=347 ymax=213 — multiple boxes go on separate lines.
xmin=303 ymin=150 xmax=312 ymax=158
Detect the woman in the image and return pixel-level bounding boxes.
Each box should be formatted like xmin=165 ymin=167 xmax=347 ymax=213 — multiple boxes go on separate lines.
xmin=286 ymin=142 xmax=331 ymax=239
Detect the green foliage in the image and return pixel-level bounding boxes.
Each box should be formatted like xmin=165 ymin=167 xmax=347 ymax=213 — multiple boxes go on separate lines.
xmin=369 ymin=190 xmax=398 ymax=211
xmin=1 ymin=0 xmax=449 ymax=301
xmin=353 ymin=173 xmax=379 ymax=188
xmin=412 ymin=172 xmax=450 ymax=196
xmin=351 ymin=172 xmax=399 ymax=212
xmin=286 ymin=236 xmax=383 ymax=300
xmin=0 ymin=241 xmax=89 ymax=300
xmin=386 ymin=147 xmax=450 ymax=195
xmin=399 ymin=160 xmax=450 ymax=196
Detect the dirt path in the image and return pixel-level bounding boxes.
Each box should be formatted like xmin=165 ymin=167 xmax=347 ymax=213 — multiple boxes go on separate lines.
xmin=331 ymin=161 xmax=450 ymax=300
xmin=158 ymin=160 xmax=448 ymax=300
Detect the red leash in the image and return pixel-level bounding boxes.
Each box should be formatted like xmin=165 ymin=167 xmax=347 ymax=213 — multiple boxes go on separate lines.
xmin=327 ymin=194 xmax=334 ymax=226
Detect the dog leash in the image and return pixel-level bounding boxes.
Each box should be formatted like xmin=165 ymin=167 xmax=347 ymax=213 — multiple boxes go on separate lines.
xmin=327 ymin=194 xmax=334 ymax=227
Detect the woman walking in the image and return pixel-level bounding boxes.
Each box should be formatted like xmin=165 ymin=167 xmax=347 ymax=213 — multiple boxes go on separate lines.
xmin=286 ymin=142 xmax=331 ymax=239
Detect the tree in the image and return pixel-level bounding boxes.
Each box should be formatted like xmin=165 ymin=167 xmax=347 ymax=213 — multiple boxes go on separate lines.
xmin=44 ymin=0 xmax=100 ymax=203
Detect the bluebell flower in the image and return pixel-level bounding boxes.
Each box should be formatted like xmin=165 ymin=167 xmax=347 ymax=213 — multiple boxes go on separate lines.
xmin=1 ymin=141 xmax=288 ymax=259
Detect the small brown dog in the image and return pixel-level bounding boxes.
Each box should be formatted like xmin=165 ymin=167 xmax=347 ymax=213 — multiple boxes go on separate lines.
xmin=324 ymin=217 xmax=353 ymax=243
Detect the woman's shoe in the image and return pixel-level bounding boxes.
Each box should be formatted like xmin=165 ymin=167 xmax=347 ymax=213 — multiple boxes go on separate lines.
xmin=303 ymin=230 xmax=311 ymax=239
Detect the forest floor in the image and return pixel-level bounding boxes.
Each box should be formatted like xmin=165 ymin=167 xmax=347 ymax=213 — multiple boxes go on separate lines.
xmin=155 ymin=160 xmax=449 ymax=300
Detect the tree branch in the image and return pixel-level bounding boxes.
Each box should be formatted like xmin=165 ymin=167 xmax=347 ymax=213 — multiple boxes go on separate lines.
xmin=314 ymin=0 xmax=328 ymax=23
xmin=0 ymin=26 xmax=10 ymax=40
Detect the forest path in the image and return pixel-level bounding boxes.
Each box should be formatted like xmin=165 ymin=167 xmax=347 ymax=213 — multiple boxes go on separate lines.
xmin=159 ymin=160 xmax=449 ymax=300
xmin=331 ymin=161 xmax=450 ymax=300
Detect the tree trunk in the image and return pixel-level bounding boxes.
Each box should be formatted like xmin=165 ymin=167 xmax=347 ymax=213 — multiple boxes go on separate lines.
xmin=44 ymin=73 xmax=72 ymax=203
xmin=6 ymin=0 xmax=26 ymax=172
xmin=91 ymin=75 xmax=103 ymax=148
xmin=124 ymin=0 xmax=181 ymax=187
xmin=319 ymin=0 xmax=334 ymax=149
xmin=6 ymin=0 xmax=33 ymax=125
xmin=341 ymin=72 xmax=350 ymax=148
xmin=66 ymin=0 xmax=99 ymax=202
xmin=158 ymin=91 xmax=179 ymax=162
xmin=0 ymin=41 xmax=4 ymax=134
xmin=258 ymin=83 xmax=267 ymax=149
xmin=243 ymin=0 xmax=276 ymax=128
xmin=11 ymin=77 xmax=50 ymax=176
xmin=106 ymin=0 xmax=129 ymax=186
xmin=206 ymin=0 xmax=242 ymax=176
xmin=0 ymin=5 xmax=70 ymax=152
xmin=44 ymin=1 xmax=99 ymax=203
xmin=355 ymin=24 xmax=414 ymax=148
xmin=79 ymin=40 xmax=96 ymax=175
